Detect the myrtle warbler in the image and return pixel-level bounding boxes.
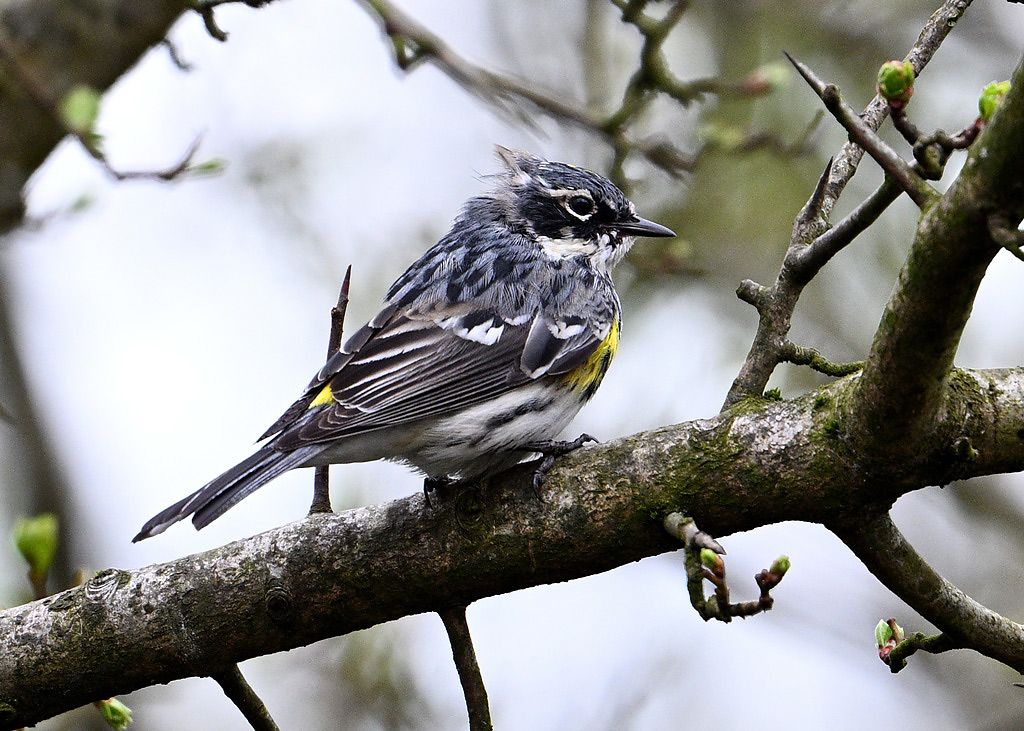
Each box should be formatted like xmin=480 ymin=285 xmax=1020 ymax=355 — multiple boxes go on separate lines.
xmin=133 ymin=147 xmax=674 ymax=541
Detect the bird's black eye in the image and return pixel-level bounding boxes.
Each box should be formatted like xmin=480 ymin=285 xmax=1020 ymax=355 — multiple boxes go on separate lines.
xmin=565 ymin=194 xmax=595 ymax=218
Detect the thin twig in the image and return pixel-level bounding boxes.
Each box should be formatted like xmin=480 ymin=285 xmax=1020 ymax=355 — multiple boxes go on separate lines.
xmin=667 ymin=513 xmax=789 ymax=623
xmin=310 ymin=266 xmax=352 ymax=515
xmin=663 ymin=513 xmax=726 ymax=554
xmin=794 ymin=155 xmax=835 ymax=234
xmin=890 ymin=106 xmax=923 ymax=145
xmin=884 ymin=629 xmax=958 ymax=672
xmin=785 ymin=52 xmax=938 ymax=208
xmin=894 ymin=105 xmax=981 ymax=179
xmin=814 ymin=0 xmax=974 ymax=221
xmin=682 ymin=538 xmax=788 ymax=623
xmin=791 ymin=177 xmax=903 ymax=280
xmin=210 ymin=665 xmax=280 ymax=731
xmin=439 ymin=606 xmax=492 ymax=731
xmin=780 ymin=343 xmax=863 ymax=378
xmin=159 ymin=38 xmax=194 ymax=71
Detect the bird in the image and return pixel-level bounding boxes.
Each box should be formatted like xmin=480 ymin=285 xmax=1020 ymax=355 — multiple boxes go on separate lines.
xmin=133 ymin=147 xmax=674 ymax=542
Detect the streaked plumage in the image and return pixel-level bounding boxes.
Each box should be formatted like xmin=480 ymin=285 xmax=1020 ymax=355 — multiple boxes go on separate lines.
xmin=133 ymin=148 xmax=674 ymax=541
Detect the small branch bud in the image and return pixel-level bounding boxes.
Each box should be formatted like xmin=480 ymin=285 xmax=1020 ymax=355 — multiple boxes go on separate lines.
xmin=94 ymin=698 xmax=133 ymax=730
xmin=876 ymin=60 xmax=916 ymax=106
xmin=979 ymin=80 xmax=1011 ymax=121
xmin=12 ymin=514 xmax=59 ymax=599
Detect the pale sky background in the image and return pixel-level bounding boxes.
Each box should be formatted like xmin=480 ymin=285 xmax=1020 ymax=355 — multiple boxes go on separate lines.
xmin=3 ymin=1 xmax=1024 ymax=729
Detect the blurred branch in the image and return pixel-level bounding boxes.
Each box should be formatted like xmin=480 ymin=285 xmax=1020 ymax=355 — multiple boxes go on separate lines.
xmin=0 ymin=31 xmax=204 ymax=182
xmin=356 ymin=0 xmax=783 ymax=184
xmin=0 ymin=277 xmax=74 ymax=590
xmin=5 ymin=365 xmax=1024 ymax=728
xmin=191 ymin=0 xmax=274 ymax=41
xmin=358 ymin=0 xmax=600 ymax=130
xmin=0 ymin=0 xmax=190 ymax=230
xmin=158 ymin=37 xmax=194 ymax=71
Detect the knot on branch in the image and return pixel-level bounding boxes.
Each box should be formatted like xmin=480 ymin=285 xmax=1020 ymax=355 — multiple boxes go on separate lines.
xmin=84 ymin=569 xmax=128 ymax=603
xmin=454 ymin=487 xmax=487 ymax=532
xmin=988 ymin=213 xmax=1024 ymax=262
xmin=264 ymin=580 xmax=294 ymax=625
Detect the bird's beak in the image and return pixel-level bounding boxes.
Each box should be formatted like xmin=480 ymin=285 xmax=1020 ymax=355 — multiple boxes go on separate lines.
xmin=613 ymin=215 xmax=675 ymax=238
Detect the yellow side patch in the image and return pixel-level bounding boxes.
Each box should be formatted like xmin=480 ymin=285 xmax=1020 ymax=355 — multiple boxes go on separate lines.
xmin=562 ymin=318 xmax=620 ymax=395
xmin=308 ymin=383 xmax=335 ymax=408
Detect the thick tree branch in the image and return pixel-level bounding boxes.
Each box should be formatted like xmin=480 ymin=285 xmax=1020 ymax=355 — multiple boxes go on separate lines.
xmin=850 ymin=53 xmax=1024 ymax=463
xmin=3 ymin=366 xmax=1024 ymax=729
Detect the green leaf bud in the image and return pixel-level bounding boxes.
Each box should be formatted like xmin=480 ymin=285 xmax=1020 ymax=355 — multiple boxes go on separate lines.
xmin=59 ymin=85 xmax=102 ymax=135
xmin=770 ymin=555 xmax=791 ymax=576
xmin=979 ymin=80 xmax=1010 ymax=121
xmin=876 ymin=60 xmax=915 ymax=105
xmin=13 ymin=514 xmax=58 ymax=578
xmin=875 ymin=619 xmax=893 ymax=648
xmin=96 ymin=698 xmax=133 ymax=729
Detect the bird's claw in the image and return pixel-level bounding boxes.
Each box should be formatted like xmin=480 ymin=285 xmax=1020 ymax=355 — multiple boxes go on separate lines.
xmin=521 ymin=433 xmax=598 ymax=498
xmin=423 ymin=475 xmax=461 ymax=508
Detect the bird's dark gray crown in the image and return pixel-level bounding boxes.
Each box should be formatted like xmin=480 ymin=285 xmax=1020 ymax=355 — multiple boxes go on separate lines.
xmin=492 ymin=148 xmax=635 ymax=241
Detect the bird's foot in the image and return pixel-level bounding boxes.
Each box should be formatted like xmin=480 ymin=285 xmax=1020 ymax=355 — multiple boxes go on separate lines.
xmin=521 ymin=433 xmax=598 ymax=498
xmin=423 ymin=475 xmax=465 ymax=508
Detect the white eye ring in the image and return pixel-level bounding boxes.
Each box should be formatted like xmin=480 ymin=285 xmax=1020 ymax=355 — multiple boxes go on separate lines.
xmin=564 ymin=193 xmax=595 ymax=219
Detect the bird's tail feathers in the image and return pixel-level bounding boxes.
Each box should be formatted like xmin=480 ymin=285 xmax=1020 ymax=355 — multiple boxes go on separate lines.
xmin=132 ymin=444 xmax=321 ymax=542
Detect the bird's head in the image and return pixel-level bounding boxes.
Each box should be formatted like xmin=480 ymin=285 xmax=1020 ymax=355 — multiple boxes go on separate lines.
xmin=493 ymin=147 xmax=675 ymax=270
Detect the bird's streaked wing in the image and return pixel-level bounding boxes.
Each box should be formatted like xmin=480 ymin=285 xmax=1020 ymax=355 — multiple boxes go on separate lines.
xmin=270 ymin=307 xmax=603 ymax=450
